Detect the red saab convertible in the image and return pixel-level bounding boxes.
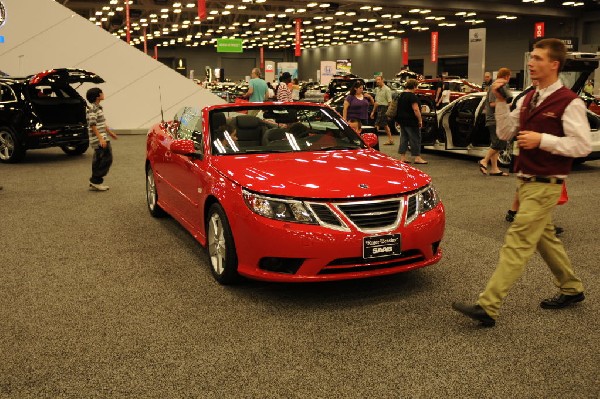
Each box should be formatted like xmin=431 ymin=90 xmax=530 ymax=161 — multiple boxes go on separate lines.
xmin=145 ymin=103 xmax=445 ymax=284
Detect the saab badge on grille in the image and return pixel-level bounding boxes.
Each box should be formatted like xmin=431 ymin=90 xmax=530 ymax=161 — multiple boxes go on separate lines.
xmin=359 ymin=183 xmax=369 ymax=189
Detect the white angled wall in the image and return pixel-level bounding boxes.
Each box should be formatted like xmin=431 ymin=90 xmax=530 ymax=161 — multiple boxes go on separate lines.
xmin=0 ymin=0 xmax=224 ymax=130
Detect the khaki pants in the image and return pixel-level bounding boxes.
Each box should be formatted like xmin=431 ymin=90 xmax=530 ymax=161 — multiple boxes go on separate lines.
xmin=478 ymin=181 xmax=584 ymax=318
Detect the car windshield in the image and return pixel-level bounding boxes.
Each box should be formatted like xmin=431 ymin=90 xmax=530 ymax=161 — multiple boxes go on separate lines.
xmin=209 ymin=104 xmax=365 ymax=155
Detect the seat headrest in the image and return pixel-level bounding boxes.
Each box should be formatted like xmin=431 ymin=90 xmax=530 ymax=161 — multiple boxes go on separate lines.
xmin=210 ymin=112 xmax=226 ymax=130
xmin=263 ymin=128 xmax=286 ymax=144
xmin=236 ymin=115 xmax=261 ymax=129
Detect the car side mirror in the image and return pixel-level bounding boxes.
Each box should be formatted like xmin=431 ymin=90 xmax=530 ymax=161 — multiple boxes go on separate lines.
xmin=361 ymin=133 xmax=378 ymax=148
xmin=170 ymin=139 xmax=197 ymax=156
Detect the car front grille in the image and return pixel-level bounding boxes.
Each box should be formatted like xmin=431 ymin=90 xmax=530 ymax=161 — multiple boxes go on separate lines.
xmin=335 ymin=198 xmax=402 ymax=232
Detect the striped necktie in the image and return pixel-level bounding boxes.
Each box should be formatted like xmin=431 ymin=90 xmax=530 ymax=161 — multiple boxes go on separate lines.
xmin=530 ymin=91 xmax=540 ymax=111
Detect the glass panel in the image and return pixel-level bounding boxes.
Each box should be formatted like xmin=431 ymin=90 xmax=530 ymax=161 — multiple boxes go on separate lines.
xmin=209 ymin=105 xmax=365 ymax=155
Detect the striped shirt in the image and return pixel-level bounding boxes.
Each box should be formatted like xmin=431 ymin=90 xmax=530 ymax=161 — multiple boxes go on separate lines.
xmin=87 ymin=104 xmax=109 ymax=146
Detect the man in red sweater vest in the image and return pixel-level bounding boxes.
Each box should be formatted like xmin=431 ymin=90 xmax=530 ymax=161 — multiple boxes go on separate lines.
xmin=453 ymin=39 xmax=591 ymax=327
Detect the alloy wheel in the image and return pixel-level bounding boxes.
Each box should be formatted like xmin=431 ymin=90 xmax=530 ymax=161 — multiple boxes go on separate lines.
xmin=146 ymin=169 xmax=157 ymax=211
xmin=0 ymin=131 xmax=14 ymax=161
xmin=208 ymin=213 xmax=226 ymax=276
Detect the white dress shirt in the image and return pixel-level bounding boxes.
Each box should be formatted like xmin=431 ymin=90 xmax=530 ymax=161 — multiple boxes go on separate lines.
xmin=495 ymin=79 xmax=592 ymax=162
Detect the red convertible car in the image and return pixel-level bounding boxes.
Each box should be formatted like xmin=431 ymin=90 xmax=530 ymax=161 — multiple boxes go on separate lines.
xmin=145 ymin=103 xmax=445 ymax=284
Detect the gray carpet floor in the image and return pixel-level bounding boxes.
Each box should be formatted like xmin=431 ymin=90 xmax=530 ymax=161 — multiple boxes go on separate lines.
xmin=0 ymin=135 xmax=598 ymax=398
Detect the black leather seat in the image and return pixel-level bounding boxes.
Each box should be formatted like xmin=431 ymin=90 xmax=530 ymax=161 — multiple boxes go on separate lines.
xmin=234 ymin=115 xmax=264 ymax=147
xmin=210 ymin=112 xmax=226 ymax=136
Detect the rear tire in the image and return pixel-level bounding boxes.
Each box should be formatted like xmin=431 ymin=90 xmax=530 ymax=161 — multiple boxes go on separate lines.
xmin=0 ymin=127 xmax=26 ymax=163
xmin=146 ymin=165 xmax=166 ymax=217
xmin=61 ymin=141 xmax=89 ymax=156
xmin=207 ymin=203 xmax=239 ymax=285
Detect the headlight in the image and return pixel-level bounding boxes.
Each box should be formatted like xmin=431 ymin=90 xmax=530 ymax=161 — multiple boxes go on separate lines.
xmin=242 ymin=189 xmax=317 ymax=224
xmin=405 ymin=184 xmax=440 ymax=225
xmin=418 ymin=184 xmax=440 ymax=213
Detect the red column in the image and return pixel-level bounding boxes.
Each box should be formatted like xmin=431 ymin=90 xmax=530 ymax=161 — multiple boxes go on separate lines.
xmin=154 ymin=45 xmax=158 ymax=60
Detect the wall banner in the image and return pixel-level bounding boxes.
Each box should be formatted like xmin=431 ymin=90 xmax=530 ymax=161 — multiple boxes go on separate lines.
xmin=468 ymin=28 xmax=486 ymax=88
xmin=402 ymin=38 xmax=409 ymax=66
xmin=197 ymin=0 xmax=206 ymax=21
xmin=534 ymin=22 xmax=544 ymax=38
xmin=259 ymin=46 xmax=264 ymax=69
xmin=295 ymin=19 xmax=302 ymax=57
xmin=431 ymin=32 xmax=438 ymax=63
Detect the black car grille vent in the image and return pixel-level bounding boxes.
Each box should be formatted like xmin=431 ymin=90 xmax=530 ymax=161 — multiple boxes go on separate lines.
xmin=309 ymin=203 xmax=343 ymax=227
xmin=406 ymin=195 xmax=418 ymax=224
xmin=336 ymin=198 xmax=402 ymax=230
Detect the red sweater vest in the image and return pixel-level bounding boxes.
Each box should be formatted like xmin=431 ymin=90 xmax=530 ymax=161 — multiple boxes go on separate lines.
xmin=517 ymin=86 xmax=577 ymax=176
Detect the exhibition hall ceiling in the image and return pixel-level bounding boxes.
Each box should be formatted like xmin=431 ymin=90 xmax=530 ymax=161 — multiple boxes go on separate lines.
xmin=61 ymin=0 xmax=599 ymax=50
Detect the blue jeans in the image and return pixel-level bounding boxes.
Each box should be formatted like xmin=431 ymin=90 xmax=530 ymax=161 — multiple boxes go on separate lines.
xmin=398 ymin=125 xmax=421 ymax=156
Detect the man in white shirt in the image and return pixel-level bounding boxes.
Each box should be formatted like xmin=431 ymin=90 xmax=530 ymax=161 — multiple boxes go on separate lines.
xmin=452 ymin=38 xmax=591 ymax=327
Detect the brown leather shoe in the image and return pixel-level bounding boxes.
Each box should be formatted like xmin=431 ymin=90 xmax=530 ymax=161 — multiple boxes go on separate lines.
xmin=452 ymin=302 xmax=495 ymax=327
xmin=540 ymin=293 xmax=584 ymax=309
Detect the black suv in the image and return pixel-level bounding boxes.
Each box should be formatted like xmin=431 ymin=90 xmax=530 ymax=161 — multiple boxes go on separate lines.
xmin=324 ymin=75 xmax=365 ymax=102
xmin=0 ymin=68 xmax=104 ymax=163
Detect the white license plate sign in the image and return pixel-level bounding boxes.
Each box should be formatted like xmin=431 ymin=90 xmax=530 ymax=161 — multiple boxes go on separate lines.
xmin=363 ymin=234 xmax=401 ymax=259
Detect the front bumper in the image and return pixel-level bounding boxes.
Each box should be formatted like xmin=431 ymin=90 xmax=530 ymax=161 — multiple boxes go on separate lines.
xmin=228 ymin=200 xmax=445 ymax=282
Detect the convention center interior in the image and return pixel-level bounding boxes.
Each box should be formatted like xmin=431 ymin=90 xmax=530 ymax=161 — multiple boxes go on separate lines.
xmin=1 ymin=0 xmax=599 ymax=397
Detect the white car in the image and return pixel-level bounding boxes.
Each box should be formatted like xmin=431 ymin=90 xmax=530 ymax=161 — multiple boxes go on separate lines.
xmin=421 ymin=91 xmax=600 ymax=165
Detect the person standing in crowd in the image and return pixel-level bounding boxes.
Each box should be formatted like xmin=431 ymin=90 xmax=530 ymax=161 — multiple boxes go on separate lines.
xmin=482 ymin=72 xmax=493 ymax=92
xmin=347 ymin=118 xmax=362 ymax=135
xmin=291 ymin=78 xmax=301 ymax=101
xmin=86 ymin=88 xmax=118 ymax=192
xmin=266 ymin=82 xmax=275 ymax=100
xmin=583 ymin=79 xmax=593 ymax=96
xmin=342 ymin=81 xmax=374 ymax=126
xmin=244 ymin=67 xmax=268 ymax=103
xmin=452 ymin=38 xmax=591 ymax=327
xmin=276 ymin=72 xmax=293 ymax=102
xmin=478 ymin=67 xmax=512 ymax=177
xmin=370 ymin=75 xmax=395 ymax=145
xmin=388 ymin=79 xmax=428 ymax=164
xmin=435 ymin=74 xmax=450 ymax=108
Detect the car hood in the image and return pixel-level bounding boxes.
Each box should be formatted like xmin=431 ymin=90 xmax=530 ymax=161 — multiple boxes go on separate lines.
xmin=211 ymin=149 xmax=431 ymax=199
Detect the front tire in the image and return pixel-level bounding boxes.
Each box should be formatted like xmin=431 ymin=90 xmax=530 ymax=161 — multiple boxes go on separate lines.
xmin=207 ymin=203 xmax=239 ymax=285
xmin=0 ymin=127 xmax=26 ymax=163
xmin=61 ymin=141 xmax=89 ymax=156
xmin=146 ymin=165 xmax=166 ymax=217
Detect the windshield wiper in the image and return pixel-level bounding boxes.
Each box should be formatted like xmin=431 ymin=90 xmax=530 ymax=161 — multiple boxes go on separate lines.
xmin=315 ymin=145 xmax=361 ymax=151
xmin=241 ymin=149 xmax=293 ymax=154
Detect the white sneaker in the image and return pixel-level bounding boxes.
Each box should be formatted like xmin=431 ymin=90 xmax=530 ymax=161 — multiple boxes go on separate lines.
xmin=89 ymin=182 xmax=109 ymax=191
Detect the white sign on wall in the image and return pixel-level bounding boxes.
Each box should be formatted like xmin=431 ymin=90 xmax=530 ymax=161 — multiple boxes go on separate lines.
xmin=320 ymin=61 xmax=336 ymax=85
xmin=468 ymin=28 xmax=486 ymax=86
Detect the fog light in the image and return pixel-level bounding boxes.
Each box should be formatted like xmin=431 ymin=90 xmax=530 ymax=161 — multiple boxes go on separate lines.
xmin=259 ymin=257 xmax=304 ymax=274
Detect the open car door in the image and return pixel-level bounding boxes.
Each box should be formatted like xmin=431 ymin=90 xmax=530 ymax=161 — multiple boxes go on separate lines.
xmin=28 ymin=69 xmax=105 ymax=86
xmin=446 ymin=96 xmax=484 ymax=148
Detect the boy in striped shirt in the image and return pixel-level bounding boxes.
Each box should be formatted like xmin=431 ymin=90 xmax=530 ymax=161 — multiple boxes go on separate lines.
xmin=86 ymin=88 xmax=118 ymax=191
